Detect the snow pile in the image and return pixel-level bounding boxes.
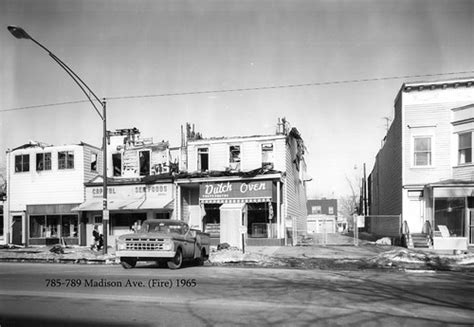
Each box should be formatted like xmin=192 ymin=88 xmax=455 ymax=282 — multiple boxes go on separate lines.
xmin=367 ymin=248 xmax=474 ymax=270
xmin=375 ymin=237 xmax=392 ymax=245
xmin=209 ymin=247 xmax=272 ymax=264
xmin=368 ymin=249 xmax=428 ymax=265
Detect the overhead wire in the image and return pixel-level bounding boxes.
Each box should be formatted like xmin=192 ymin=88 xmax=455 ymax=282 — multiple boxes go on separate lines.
xmin=2 ymin=69 xmax=474 ymax=113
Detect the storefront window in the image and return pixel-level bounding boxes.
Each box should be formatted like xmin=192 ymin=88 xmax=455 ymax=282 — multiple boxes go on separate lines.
xmin=31 ymin=215 xmax=79 ymax=238
xmin=203 ymin=204 xmax=221 ymax=236
xmin=61 ymin=215 xmax=78 ymax=237
xmin=248 ymin=203 xmax=276 ymax=238
xmin=45 ymin=215 xmax=59 ymax=237
xmin=112 ymin=213 xmax=146 ymax=229
xmin=434 ymin=198 xmax=465 ymax=237
xmin=30 ymin=215 xmax=46 ymax=238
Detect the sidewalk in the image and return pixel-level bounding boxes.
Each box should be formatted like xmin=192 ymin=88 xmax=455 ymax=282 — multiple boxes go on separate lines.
xmin=1 ymin=233 xmax=473 ymax=271
xmin=0 ymin=244 xmax=116 ymax=264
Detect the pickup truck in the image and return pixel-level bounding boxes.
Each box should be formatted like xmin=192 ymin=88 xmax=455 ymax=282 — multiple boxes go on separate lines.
xmin=115 ymin=219 xmax=210 ymax=269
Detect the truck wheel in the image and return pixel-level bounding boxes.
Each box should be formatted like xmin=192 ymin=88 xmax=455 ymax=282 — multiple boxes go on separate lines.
xmin=167 ymin=248 xmax=183 ymax=269
xmin=120 ymin=257 xmax=137 ymax=269
xmin=196 ymin=249 xmax=206 ymax=266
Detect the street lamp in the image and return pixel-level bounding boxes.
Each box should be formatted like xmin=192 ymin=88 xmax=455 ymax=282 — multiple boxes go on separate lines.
xmin=7 ymin=25 xmax=110 ymax=253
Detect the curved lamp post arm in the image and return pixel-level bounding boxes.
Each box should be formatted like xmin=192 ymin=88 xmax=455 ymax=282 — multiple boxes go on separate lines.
xmin=7 ymin=25 xmax=104 ymax=118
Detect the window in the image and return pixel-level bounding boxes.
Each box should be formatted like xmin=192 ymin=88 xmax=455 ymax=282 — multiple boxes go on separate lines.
xmin=36 ymin=153 xmax=51 ymax=171
xmin=312 ymin=206 xmax=322 ymax=214
xmin=328 ymin=206 xmax=334 ymax=214
xmin=197 ymin=148 xmax=209 ymax=171
xmin=58 ymin=151 xmax=74 ymax=169
xmin=229 ymin=145 xmax=241 ymax=170
xmin=112 ymin=153 xmax=122 ymax=176
xmin=139 ymin=150 xmax=150 ymax=176
xmin=61 ymin=215 xmax=78 ymax=237
xmin=30 ymin=216 xmax=46 ymax=238
xmin=262 ymin=143 xmax=274 ymax=169
xmin=15 ymin=154 xmax=30 ymax=172
xmin=30 ymin=215 xmax=78 ymax=238
xmin=459 ymin=132 xmax=472 ymax=165
xmin=90 ymin=153 xmax=98 ymax=172
xmin=414 ymin=137 xmax=432 ymax=166
xmin=434 ymin=198 xmax=465 ymax=237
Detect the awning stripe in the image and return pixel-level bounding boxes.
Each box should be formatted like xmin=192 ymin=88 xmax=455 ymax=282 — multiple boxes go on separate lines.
xmin=72 ymin=198 xmax=174 ymax=211
xmin=199 ymin=197 xmax=271 ymax=204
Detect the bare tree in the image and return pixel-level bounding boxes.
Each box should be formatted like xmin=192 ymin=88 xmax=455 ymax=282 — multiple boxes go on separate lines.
xmin=338 ymin=172 xmax=362 ymax=229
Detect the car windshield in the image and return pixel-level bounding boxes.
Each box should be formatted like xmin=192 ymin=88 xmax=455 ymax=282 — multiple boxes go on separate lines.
xmin=142 ymin=221 xmax=186 ymax=235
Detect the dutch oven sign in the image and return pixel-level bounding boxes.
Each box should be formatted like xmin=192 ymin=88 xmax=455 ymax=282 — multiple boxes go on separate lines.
xmin=199 ymin=180 xmax=272 ymax=199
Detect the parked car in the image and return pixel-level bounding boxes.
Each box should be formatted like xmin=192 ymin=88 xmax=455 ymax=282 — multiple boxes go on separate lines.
xmin=115 ymin=219 xmax=210 ymax=269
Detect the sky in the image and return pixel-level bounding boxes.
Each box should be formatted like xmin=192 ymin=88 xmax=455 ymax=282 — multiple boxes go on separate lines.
xmin=1 ymin=0 xmax=473 ymax=198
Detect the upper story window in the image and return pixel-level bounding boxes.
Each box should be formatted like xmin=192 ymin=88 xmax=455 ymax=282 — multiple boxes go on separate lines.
xmin=58 ymin=151 xmax=74 ymax=170
xmin=139 ymin=150 xmax=150 ymax=176
xmin=229 ymin=145 xmax=241 ymax=170
xmin=328 ymin=206 xmax=334 ymax=215
xmin=413 ymin=137 xmax=432 ymax=166
xmin=15 ymin=154 xmax=30 ymax=172
xmin=197 ymin=147 xmax=209 ymax=172
xmin=311 ymin=206 xmax=322 ymax=214
xmin=458 ymin=132 xmax=472 ymax=165
xmin=261 ymin=143 xmax=274 ymax=169
xmin=36 ymin=153 xmax=52 ymax=171
xmin=90 ymin=153 xmax=98 ymax=172
xmin=112 ymin=153 xmax=122 ymax=176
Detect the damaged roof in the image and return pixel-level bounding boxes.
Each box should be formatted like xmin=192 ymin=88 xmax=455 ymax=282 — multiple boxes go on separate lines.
xmin=85 ymin=167 xmax=281 ymax=186
xmin=10 ymin=141 xmax=100 ymax=152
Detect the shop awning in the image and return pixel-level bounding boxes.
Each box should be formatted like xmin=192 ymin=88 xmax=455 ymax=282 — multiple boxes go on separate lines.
xmin=200 ymin=197 xmax=271 ymax=204
xmin=72 ymin=198 xmax=174 ymax=211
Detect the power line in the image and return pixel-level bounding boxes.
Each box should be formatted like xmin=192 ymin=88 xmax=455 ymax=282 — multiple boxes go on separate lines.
xmin=2 ymin=70 xmax=474 ymax=113
xmin=1 ymin=99 xmax=91 ymax=112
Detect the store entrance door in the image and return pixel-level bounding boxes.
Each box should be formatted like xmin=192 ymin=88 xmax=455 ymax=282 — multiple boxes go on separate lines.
xmin=219 ymin=203 xmax=247 ymax=249
xmin=12 ymin=215 xmax=22 ymax=245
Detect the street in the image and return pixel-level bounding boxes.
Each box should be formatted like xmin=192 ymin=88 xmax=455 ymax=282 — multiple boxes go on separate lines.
xmin=0 ymin=263 xmax=473 ymax=326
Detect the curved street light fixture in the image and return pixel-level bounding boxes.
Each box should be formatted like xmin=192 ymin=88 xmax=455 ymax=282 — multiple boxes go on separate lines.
xmin=7 ymin=25 xmax=110 ymax=254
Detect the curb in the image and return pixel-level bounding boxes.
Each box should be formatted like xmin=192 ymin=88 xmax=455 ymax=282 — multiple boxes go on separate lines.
xmin=0 ymin=257 xmax=117 ymax=265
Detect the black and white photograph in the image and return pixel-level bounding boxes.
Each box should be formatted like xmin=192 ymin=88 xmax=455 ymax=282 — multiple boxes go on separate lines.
xmin=0 ymin=0 xmax=473 ymax=326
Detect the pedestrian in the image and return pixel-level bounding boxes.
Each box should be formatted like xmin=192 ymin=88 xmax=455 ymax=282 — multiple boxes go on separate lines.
xmin=92 ymin=225 xmax=103 ymax=251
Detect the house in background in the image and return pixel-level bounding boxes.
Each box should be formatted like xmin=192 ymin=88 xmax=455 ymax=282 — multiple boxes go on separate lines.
xmin=369 ymin=77 xmax=474 ymax=249
xmin=4 ymin=141 xmax=102 ymax=246
xmin=176 ymin=118 xmax=310 ymax=247
xmin=306 ymin=198 xmax=339 ymax=233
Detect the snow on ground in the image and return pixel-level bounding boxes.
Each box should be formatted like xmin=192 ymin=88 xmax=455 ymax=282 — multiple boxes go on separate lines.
xmin=0 ymin=245 xmax=115 ymax=263
xmin=1 ymin=242 xmax=473 ymax=271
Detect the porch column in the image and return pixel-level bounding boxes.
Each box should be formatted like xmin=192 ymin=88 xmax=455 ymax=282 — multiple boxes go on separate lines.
xmin=176 ymin=184 xmax=181 ymax=221
xmin=277 ymin=180 xmax=281 ymax=238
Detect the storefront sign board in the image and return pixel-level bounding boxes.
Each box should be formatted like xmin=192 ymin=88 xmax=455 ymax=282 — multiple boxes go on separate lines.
xmin=199 ymin=180 xmax=273 ymax=200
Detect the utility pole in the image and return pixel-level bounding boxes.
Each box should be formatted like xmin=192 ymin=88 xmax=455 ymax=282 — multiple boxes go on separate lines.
xmin=363 ymin=163 xmax=367 ymax=216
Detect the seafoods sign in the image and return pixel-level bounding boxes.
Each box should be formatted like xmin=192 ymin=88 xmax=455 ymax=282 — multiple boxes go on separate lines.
xmin=199 ymin=180 xmax=272 ymax=199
